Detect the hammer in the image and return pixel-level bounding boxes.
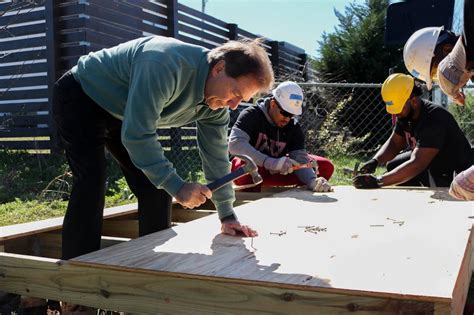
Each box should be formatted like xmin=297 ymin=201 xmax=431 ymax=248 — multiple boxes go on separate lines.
xmin=291 ymin=160 xmax=318 ymax=172
xmin=206 ymin=154 xmax=263 ymax=192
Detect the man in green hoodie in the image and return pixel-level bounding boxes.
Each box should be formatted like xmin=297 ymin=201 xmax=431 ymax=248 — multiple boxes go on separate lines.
xmin=53 ymin=36 xmax=274 ymax=260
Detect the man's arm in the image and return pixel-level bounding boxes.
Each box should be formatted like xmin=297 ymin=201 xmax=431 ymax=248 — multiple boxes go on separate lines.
xmin=229 ymin=127 xmax=268 ymax=166
xmin=196 ymin=110 xmax=236 ymax=220
xmin=373 ymin=131 xmax=407 ymax=165
xmin=379 ymin=147 xmax=439 ymax=186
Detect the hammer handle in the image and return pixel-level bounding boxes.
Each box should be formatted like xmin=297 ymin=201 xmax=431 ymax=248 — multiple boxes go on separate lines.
xmin=292 ymin=161 xmax=316 ymax=171
xmin=207 ymin=167 xmax=246 ymax=192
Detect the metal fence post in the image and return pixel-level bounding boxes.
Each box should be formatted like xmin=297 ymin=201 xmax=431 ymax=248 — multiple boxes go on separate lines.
xmin=270 ymin=41 xmax=280 ymax=79
xmin=228 ymin=23 xmax=238 ymax=40
xmin=166 ymin=0 xmax=179 ymax=38
xmin=45 ymin=0 xmax=60 ymax=154
xmin=300 ymin=53 xmax=309 ymax=81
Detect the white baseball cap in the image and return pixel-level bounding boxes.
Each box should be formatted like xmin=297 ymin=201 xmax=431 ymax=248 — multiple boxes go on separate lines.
xmin=272 ymin=81 xmax=304 ymax=115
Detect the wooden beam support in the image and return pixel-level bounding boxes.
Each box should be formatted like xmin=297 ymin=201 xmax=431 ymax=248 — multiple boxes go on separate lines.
xmin=0 ymin=253 xmax=447 ymax=314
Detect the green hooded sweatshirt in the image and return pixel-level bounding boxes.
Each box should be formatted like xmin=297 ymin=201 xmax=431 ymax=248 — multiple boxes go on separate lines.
xmin=71 ymin=36 xmax=235 ymax=219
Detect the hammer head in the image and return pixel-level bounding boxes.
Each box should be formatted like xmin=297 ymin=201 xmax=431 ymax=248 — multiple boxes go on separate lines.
xmin=235 ymin=154 xmax=263 ymax=186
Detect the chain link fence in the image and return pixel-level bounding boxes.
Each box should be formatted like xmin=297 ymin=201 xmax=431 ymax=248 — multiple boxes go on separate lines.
xmin=166 ymin=83 xmax=474 ymax=181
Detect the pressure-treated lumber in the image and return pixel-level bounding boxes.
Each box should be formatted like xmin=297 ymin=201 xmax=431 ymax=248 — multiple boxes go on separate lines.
xmin=0 ymin=252 xmax=449 ymax=314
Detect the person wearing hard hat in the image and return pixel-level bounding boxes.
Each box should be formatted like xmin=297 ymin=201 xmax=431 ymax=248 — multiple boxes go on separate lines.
xmin=403 ymin=1 xmax=474 ymax=200
xmin=403 ymin=26 xmax=458 ymax=91
xmin=353 ymin=73 xmax=473 ymax=189
xmin=229 ymin=81 xmax=334 ymax=192
xmin=403 ymin=0 xmax=474 ymax=105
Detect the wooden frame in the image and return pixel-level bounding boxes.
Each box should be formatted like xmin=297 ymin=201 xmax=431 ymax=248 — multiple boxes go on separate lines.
xmin=1 ymin=187 xmax=472 ymax=314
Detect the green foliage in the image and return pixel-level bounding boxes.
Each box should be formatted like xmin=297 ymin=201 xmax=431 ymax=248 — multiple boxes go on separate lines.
xmin=447 ymin=92 xmax=474 ymax=144
xmin=314 ymin=0 xmax=403 ymax=83
xmin=0 ymin=150 xmax=69 ymax=203
xmin=306 ymin=96 xmax=372 ymax=157
xmin=0 ymin=150 xmax=126 ymax=204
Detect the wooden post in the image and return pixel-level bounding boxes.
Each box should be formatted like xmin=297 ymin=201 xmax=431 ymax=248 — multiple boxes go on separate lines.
xmin=45 ymin=0 xmax=60 ymax=154
xmin=228 ymin=23 xmax=238 ymax=41
xmin=166 ymin=0 xmax=179 ymax=38
xmin=270 ymin=41 xmax=280 ymax=80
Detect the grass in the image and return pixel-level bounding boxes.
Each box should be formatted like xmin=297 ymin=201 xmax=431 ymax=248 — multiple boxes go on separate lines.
xmin=0 ymin=151 xmax=377 ymax=227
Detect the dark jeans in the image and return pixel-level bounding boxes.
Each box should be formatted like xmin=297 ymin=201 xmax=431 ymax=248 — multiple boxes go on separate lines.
xmin=53 ymin=71 xmax=172 ymax=260
xmin=386 ymin=151 xmax=452 ymax=187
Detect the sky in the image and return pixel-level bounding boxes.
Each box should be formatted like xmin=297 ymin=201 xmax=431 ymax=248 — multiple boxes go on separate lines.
xmin=179 ymin=0 xmax=365 ymax=57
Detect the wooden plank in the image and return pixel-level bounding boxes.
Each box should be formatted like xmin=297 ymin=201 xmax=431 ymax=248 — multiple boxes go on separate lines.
xmin=2 ymin=232 xmax=130 ymax=260
xmin=0 ymin=49 xmax=46 ymax=64
xmin=178 ymin=24 xmax=227 ymax=45
xmin=172 ymin=208 xmax=216 ymax=223
xmin=0 ymin=127 xmax=50 ymax=138
xmin=102 ymin=220 xmax=138 ymax=239
xmin=0 ymin=102 xmax=49 ymax=113
xmin=73 ymin=187 xmax=472 ymax=312
xmin=177 ymin=2 xmax=228 ymax=28
xmin=0 ymin=140 xmax=51 ymax=150
xmin=0 ymin=88 xmax=48 ymax=100
xmin=0 ymin=75 xmax=47 ymax=89
xmin=0 ymin=203 xmax=139 ymax=242
xmin=0 ymin=9 xmax=45 ymax=27
xmin=141 ymin=0 xmax=169 ymax=17
xmin=0 ymin=113 xmax=49 ymax=126
xmin=0 ymin=36 xmax=46 ymax=52
xmin=0 ymin=23 xmax=45 ymax=39
xmin=0 ymin=252 xmax=446 ymax=314
xmin=177 ymin=13 xmax=229 ymax=38
xmin=177 ymin=34 xmax=215 ymax=49
xmin=0 ymin=62 xmax=47 ymax=76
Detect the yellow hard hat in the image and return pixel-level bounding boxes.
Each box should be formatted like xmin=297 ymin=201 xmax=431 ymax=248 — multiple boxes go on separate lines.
xmin=381 ymin=73 xmax=414 ymax=114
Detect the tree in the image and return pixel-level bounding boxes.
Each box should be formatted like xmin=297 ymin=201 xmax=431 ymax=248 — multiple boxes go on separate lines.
xmin=314 ymin=0 xmax=403 ymax=83
xmin=303 ymin=0 xmax=405 ymax=156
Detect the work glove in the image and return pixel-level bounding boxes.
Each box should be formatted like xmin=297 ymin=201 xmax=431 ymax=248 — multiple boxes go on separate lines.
xmin=449 ymin=166 xmax=474 ymax=201
xmin=308 ymin=177 xmax=332 ymax=192
xmin=353 ymin=174 xmax=381 ymax=189
xmin=437 ymin=37 xmax=473 ymax=105
xmin=359 ymin=158 xmax=378 ymax=174
xmin=263 ymin=156 xmax=299 ymax=175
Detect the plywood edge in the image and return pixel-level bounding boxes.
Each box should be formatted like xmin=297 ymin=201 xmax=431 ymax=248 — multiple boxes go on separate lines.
xmin=0 ymin=252 xmax=446 ymax=314
xmin=449 ymin=227 xmax=473 ymax=315
xmin=70 ymin=259 xmax=452 ymax=307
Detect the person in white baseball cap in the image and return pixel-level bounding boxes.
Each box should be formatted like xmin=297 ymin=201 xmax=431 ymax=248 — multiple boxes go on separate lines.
xmin=228 ymin=81 xmax=334 ymax=192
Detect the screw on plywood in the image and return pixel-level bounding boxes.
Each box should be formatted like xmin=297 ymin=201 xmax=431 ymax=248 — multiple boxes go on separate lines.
xmin=270 ymin=230 xmax=286 ymax=236
xmin=250 ymin=237 xmax=257 ymax=251
xmin=298 ymin=225 xmax=327 ymax=234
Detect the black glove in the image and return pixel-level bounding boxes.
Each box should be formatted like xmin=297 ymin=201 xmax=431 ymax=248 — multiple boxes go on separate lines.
xmin=359 ymin=158 xmax=378 ymax=174
xmin=353 ymin=174 xmax=380 ymax=189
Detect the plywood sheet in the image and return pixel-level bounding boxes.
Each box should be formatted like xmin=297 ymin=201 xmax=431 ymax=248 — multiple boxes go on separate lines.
xmin=74 ymin=186 xmax=473 ymax=302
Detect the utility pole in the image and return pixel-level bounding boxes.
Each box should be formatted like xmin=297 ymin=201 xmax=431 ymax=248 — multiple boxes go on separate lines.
xmin=202 ymin=0 xmax=208 ymax=13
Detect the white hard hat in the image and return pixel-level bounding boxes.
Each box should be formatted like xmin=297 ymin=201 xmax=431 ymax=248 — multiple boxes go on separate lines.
xmin=272 ymin=81 xmax=304 ymax=115
xmin=403 ymin=26 xmax=443 ymax=90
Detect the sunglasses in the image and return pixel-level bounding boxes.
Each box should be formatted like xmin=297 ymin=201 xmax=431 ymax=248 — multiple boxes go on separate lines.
xmin=275 ymin=101 xmax=294 ymax=118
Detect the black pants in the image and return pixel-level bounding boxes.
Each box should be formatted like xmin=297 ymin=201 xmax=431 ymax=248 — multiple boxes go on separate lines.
xmin=386 ymin=151 xmax=452 ymax=187
xmin=53 ymin=71 xmax=172 ymax=260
